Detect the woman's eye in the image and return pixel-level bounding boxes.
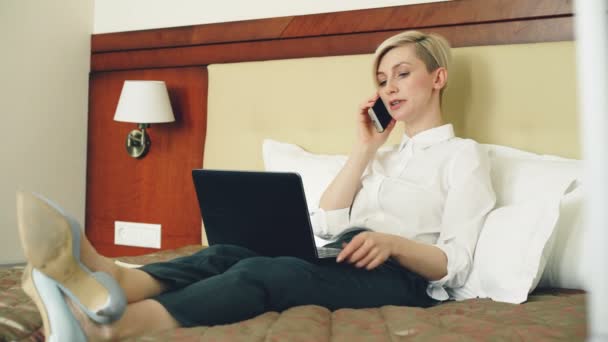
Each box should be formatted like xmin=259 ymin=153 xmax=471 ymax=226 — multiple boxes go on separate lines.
xmin=399 ymin=72 xmax=410 ymax=78
xmin=378 ymin=80 xmax=387 ymax=87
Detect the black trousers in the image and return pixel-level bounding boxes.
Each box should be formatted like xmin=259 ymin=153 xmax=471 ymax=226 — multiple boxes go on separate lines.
xmin=139 ymin=233 xmax=437 ymax=327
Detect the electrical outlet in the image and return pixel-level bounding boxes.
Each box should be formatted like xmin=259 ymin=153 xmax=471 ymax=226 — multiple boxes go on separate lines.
xmin=114 ymin=221 xmax=161 ymax=248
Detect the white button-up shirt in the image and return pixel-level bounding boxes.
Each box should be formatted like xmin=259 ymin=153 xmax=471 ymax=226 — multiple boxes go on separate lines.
xmin=310 ymin=124 xmax=496 ymax=301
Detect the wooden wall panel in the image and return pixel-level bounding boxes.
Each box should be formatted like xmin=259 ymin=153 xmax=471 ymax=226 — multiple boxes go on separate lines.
xmin=91 ymin=0 xmax=572 ymax=53
xmin=91 ymin=17 xmax=573 ymax=72
xmin=92 ymin=17 xmax=293 ymax=53
xmin=86 ymin=67 xmax=207 ymax=257
xmin=280 ymin=0 xmax=572 ymax=37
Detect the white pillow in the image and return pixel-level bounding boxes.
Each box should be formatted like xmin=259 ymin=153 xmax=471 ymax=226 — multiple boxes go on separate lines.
xmin=483 ymin=144 xmax=581 ymax=206
xmin=451 ymin=146 xmax=582 ymax=303
xmin=484 ymin=145 xmax=588 ymax=290
xmin=471 ymin=178 xmax=575 ymax=303
xmin=262 ymin=139 xmax=347 ymax=212
xmin=482 ymin=144 xmax=585 ymax=291
xmin=538 ymin=186 xmax=588 ymax=290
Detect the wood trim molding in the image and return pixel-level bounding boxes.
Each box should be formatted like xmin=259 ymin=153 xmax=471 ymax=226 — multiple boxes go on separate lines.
xmin=91 ymin=0 xmax=573 ymax=72
xmin=92 ymin=0 xmax=572 ymax=53
xmin=92 ymin=17 xmax=572 ymax=72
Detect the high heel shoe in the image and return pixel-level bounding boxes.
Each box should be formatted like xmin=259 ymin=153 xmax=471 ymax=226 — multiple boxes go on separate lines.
xmin=17 ymin=191 xmax=126 ymax=324
xmin=22 ymin=264 xmax=87 ymax=342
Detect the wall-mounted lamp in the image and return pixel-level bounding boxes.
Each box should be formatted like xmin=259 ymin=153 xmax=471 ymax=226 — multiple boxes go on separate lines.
xmin=113 ymin=80 xmax=175 ymax=159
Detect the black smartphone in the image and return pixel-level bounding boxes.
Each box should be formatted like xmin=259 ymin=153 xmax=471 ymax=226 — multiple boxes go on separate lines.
xmin=367 ymin=98 xmax=393 ymax=133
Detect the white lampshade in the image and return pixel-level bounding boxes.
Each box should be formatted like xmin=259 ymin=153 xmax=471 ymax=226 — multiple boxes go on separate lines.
xmin=114 ymin=80 xmax=175 ymax=123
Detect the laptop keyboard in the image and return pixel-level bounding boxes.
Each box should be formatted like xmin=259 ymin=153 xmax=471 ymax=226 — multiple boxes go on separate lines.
xmin=316 ymin=247 xmax=341 ymax=258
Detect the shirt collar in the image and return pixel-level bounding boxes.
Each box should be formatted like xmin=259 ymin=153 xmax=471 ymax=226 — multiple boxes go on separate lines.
xmin=398 ymin=124 xmax=455 ymax=152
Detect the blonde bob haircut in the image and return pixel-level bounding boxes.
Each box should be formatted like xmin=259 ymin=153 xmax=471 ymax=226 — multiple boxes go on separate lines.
xmin=373 ymin=30 xmax=452 ymax=99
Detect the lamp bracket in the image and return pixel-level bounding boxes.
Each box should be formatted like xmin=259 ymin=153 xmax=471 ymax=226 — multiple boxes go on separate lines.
xmin=126 ymin=124 xmax=151 ymax=158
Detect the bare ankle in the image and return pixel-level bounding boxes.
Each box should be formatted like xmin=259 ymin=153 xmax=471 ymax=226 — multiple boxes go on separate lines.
xmin=97 ymin=256 xmax=122 ymax=281
xmin=79 ymin=233 xmax=100 ymax=266
xmin=79 ymin=235 xmax=119 ymax=278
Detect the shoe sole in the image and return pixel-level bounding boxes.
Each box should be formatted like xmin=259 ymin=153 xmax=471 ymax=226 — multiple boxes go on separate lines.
xmin=17 ymin=192 xmax=111 ymax=315
xmin=22 ymin=264 xmax=53 ymax=339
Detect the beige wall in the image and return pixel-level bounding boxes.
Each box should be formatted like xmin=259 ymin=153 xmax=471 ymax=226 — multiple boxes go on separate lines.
xmin=0 ymin=0 xmax=94 ymax=264
xmin=94 ymin=0 xmax=447 ymax=33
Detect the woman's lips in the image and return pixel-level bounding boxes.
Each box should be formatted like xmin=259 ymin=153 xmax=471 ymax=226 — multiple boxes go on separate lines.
xmin=390 ymin=100 xmax=405 ymax=111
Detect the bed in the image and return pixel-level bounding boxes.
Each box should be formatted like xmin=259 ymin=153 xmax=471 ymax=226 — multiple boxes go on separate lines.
xmin=2 ymin=1 xmax=588 ymax=341
xmin=0 ymin=251 xmax=587 ymax=341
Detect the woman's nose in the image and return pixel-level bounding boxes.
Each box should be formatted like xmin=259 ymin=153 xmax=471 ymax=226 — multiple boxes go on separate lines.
xmin=385 ymin=80 xmax=398 ymax=94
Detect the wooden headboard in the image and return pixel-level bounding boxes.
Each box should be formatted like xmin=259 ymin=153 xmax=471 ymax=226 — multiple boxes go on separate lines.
xmin=87 ymin=0 xmax=574 ymax=256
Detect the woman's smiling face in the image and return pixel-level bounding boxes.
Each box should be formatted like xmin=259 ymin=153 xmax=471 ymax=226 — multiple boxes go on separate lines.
xmin=376 ymin=44 xmax=441 ymax=125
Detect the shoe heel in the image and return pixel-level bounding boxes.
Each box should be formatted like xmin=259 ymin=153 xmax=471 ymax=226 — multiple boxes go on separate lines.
xmin=22 ymin=265 xmax=87 ymax=342
xmin=17 ymin=191 xmax=126 ymax=324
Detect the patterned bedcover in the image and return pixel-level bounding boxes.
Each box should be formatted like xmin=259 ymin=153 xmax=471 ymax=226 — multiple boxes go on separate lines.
xmin=0 ymin=245 xmax=587 ymax=341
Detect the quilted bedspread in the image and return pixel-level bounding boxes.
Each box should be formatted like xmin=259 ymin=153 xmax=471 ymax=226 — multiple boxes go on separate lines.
xmin=0 ymin=246 xmax=587 ymax=341
xmin=127 ymin=290 xmax=586 ymax=341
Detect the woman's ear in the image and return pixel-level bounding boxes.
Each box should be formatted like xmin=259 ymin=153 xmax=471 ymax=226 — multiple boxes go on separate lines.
xmin=432 ymin=67 xmax=448 ymax=91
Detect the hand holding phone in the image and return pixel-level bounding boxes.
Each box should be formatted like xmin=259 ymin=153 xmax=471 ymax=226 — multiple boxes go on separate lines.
xmin=367 ymin=98 xmax=393 ymax=133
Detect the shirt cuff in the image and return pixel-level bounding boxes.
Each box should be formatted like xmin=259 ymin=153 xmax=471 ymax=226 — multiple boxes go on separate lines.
xmin=426 ymin=282 xmax=450 ymax=301
xmin=310 ymin=207 xmax=350 ymax=239
xmin=425 ymin=240 xmax=471 ymax=301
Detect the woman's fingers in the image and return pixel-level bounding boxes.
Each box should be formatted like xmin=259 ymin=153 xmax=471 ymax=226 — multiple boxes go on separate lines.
xmin=347 ymin=239 xmax=374 ymax=264
xmin=358 ymin=101 xmax=376 ymax=118
xmin=366 ymin=254 xmax=388 ymax=270
xmin=338 ymin=232 xmax=393 ymax=270
xmin=355 ymin=247 xmax=379 ymax=268
xmin=359 ymin=94 xmax=379 ymax=113
xmin=381 ymin=119 xmax=397 ymax=135
xmin=336 ymin=237 xmax=364 ymax=262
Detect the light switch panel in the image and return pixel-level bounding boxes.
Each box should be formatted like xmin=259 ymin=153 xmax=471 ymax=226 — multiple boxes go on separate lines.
xmin=114 ymin=221 xmax=161 ymax=248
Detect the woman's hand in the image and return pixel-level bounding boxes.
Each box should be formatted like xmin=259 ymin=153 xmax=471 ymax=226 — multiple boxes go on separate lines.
xmin=336 ymin=231 xmax=397 ymax=270
xmin=356 ymin=95 xmax=396 ymax=151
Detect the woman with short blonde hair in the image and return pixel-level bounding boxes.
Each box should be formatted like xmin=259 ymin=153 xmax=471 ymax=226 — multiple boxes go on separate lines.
xmin=373 ymin=30 xmax=452 ymax=99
